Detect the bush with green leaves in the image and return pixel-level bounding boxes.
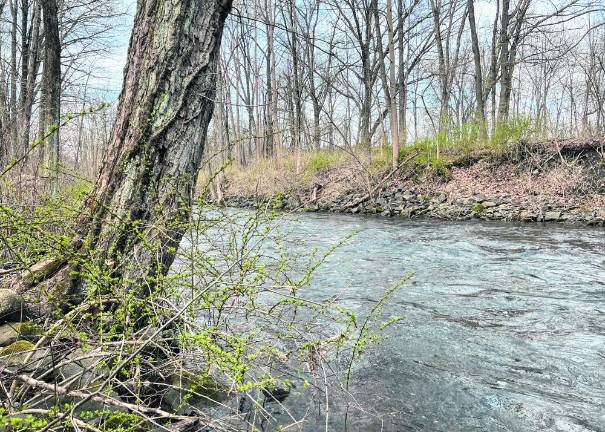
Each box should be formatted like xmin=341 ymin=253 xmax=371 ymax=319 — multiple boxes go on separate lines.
xmin=0 ymin=186 xmax=408 ymax=431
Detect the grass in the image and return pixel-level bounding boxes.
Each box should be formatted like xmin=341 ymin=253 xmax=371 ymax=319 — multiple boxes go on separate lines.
xmin=204 ymin=149 xmax=353 ymax=197
xmin=205 ymin=117 xmax=547 ymax=197
xmin=395 ymin=117 xmax=544 ymax=180
xmin=306 ymin=150 xmax=348 ymax=173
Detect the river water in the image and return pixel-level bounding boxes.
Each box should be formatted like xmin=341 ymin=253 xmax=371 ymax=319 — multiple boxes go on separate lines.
xmin=259 ymin=212 xmax=605 ymax=431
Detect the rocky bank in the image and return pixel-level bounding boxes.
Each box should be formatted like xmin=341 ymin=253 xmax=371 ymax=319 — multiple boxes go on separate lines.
xmin=221 ymin=191 xmax=605 ymax=225
xmin=214 ymin=139 xmax=605 ymax=226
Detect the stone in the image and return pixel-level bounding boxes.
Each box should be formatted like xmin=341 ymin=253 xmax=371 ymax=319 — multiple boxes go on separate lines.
xmin=544 ymin=211 xmax=562 ymax=222
xmin=408 ymin=205 xmax=424 ymax=216
xmin=55 ymin=348 xmax=110 ymax=389
xmin=285 ymin=196 xmax=300 ymax=209
xmin=436 ymin=193 xmax=447 ymax=204
xmin=48 ymin=348 xmax=125 ymax=413
xmin=0 ymin=323 xmax=19 ymax=347
xmin=519 ymin=210 xmax=536 ymax=221
xmin=163 ymin=370 xmax=230 ymax=415
xmin=483 ymin=201 xmax=497 ymax=208
xmin=0 ymin=322 xmax=41 ymax=347
xmin=0 ymin=289 xmax=23 ymax=324
xmin=0 ymin=340 xmax=40 ymax=368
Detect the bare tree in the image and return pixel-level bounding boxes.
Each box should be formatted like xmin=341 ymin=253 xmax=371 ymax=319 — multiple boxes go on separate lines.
xmin=41 ymin=0 xmax=61 ymax=197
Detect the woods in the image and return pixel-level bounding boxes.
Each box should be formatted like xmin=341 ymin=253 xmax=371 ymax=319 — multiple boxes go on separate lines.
xmin=0 ymin=1 xmax=401 ymax=430
xmin=208 ymin=0 xmax=605 ymax=172
xmin=0 ymin=1 xmax=603 ymax=187
xmin=0 ymin=0 xmax=604 ymax=431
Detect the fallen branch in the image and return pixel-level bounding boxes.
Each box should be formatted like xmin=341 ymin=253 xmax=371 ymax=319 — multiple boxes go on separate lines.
xmin=13 ymin=373 xmax=188 ymax=422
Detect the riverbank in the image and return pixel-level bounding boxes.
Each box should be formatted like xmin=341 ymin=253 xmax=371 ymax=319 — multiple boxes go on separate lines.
xmin=209 ymin=138 xmax=605 ymax=226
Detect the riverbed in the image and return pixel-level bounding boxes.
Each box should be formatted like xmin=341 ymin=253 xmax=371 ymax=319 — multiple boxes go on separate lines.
xmin=261 ymin=212 xmax=605 ymax=431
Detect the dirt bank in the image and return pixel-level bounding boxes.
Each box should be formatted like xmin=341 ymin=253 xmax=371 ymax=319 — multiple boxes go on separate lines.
xmin=211 ymin=139 xmax=605 ymax=226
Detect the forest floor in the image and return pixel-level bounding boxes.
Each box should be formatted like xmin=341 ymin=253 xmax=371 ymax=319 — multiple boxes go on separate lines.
xmin=208 ymin=138 xmax=605 ymax=225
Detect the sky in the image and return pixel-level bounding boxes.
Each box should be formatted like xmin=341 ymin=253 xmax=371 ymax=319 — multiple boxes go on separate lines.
xmin=94 ymin=0 xmax=510 ymax=101
xmin=91 ymin=0 xmax=136 ymax=100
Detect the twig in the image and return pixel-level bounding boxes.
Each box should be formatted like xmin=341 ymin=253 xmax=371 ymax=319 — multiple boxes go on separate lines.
xmin=12 ymin=373 xmax=190 ymax=421
xmin=339 ymin=151 xmax=419 ymax=211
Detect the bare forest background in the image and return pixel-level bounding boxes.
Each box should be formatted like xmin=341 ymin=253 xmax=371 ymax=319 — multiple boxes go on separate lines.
xmin=1 ymin=0 xmax=605 ymax=198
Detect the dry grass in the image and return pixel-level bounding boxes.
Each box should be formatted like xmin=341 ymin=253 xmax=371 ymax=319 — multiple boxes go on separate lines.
xmin=205 ymin=148 xmax=391 ymax=198
xmin=203 ymin=139 xmax=605 ymax=212
xmin=441 ymin=161 xmax=587 ymax=201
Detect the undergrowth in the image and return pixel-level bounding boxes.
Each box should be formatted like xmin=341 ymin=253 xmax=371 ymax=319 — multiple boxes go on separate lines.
xmin=216 ymin=117 xmax=544 ymax=195
xmin=0 ymin=174 xmax=409 ymax=431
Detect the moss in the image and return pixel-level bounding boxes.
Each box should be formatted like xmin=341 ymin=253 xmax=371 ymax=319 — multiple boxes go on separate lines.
xmin=1 ymin=340 xmax=35 ymax=354
xmin=428 ymin=161 xmax=453 ymax=182
xmin=473 ymin=203 xmax=486 ymax=214
xmin=1 ymin=340 xmax=35 ymax=363
xmin=15 ymin=322 xmax=42 ymax=338
xmin=168 ymin=370 xmax=229 ymax=410
xmin=188 ymin=373 xmax=228 ymax=401
xmin=99 ymin=411 xmax=144 ymax=432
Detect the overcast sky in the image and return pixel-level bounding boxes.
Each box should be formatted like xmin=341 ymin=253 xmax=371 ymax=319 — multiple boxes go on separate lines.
xmin=96 ymin=0 xmax=501 ymax=100
xmin=92 ymin=0 xmax=136 ymax=99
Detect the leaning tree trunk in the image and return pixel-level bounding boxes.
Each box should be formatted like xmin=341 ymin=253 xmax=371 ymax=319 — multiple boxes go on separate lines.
xmin=10 ymin=0 xmax=233 ymax=310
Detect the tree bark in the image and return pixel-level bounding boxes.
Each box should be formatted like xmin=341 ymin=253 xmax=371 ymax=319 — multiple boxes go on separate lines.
xmin=497 ymin=0 xmax=531 ymax=124
xmin=11 ymin=0 xmax=233 ymax=310
xmin=386 ymin=0 xmax=399 ymax=169
xmin=264 ymin=0 xmax=275 ymax=157
xmin=41 ymin=0 xmax=61 ymax=198
xmin=287 ymin=0 xmax=303 ymax=169
xmin=497 ymin=0 xmax=511 ymax=123
xmin=467 ymin=0 xmax=486 ymax=136
xmin=0 ymin=0 xmax=9 ymax=161
xmin=20 ymin=1 xmax=42 ymax=155
xmin=396 ymin=0 xmax=407 ymax=147
xmin=10 ymin=0 xmax=18 ymax=154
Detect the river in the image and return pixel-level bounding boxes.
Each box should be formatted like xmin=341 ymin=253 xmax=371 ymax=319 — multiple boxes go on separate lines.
xmin=253 ymin=212 xmax=605 ymax=431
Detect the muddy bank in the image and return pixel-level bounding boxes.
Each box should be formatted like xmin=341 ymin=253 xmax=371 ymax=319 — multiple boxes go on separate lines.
xmin=213 ymin=139 xmax=605 ymax=226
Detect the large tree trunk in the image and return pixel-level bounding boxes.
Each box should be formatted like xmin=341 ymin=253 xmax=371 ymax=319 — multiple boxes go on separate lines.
xmin=11 ymin=0 xmax=233 ymax=309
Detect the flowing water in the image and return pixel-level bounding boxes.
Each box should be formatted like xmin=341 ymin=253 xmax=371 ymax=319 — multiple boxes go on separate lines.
xmin=262 ymin=213 xmax=605 ymax=431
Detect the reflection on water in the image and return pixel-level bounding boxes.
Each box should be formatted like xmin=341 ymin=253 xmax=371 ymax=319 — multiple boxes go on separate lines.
xmin=270 ymin=213 xmax=605 ymax=431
